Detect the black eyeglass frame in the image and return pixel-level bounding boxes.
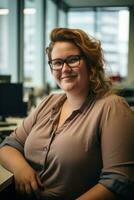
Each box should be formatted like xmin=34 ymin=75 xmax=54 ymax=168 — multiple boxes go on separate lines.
xmin=48 ymin=55 xmax=84 ymax=71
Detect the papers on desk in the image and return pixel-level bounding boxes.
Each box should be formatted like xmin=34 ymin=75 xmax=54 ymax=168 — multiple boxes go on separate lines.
xmin=0 ymin=165 xmax=13 ymax=192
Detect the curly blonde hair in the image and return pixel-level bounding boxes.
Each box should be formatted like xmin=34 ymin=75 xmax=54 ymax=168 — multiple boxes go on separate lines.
xmin=46 ymin=27 xmax=112 ymax=95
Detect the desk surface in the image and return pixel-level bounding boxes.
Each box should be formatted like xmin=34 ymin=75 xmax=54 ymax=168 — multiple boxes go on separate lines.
xmin=0 ymin=165 xmax=13 ymax=192
xmin=0 ymin=118 xmax=23 ymax=192
xmin=0 ymin=117 xmax=24 ymax=132
xmin=0 ymin=126 xmax=17 ymax=132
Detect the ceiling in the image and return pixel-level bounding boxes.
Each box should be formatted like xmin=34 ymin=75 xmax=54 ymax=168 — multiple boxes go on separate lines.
xmin=63 ymin=0 xmax=134 ymax=8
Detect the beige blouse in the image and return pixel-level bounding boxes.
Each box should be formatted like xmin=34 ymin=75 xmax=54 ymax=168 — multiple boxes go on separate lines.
xmin=1 ymin=92 xmax=134 ymax=199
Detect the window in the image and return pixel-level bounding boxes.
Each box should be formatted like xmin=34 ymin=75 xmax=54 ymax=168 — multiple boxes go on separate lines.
xmin=24 ymin=0 xmax=45 ymax=87
xmin=0 ymin=7 xmax=9 ymax=74
xmin=0 ymin=0 xmax=18 ymax=82
xmin=45 ymin=0 xmax=58 ymax=87
xmin=68 ymin=7 xmax=129 ymax=79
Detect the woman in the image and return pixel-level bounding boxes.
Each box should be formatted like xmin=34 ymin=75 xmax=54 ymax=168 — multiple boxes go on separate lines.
xmin=0 ymin=28 xmax=134 ymax=200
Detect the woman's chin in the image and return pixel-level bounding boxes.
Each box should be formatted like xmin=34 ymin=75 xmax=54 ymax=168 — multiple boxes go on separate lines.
xmin=61 ymin=84 xmax=75 ymax=92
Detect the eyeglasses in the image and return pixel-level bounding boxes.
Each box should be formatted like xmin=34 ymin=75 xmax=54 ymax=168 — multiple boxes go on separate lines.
xmin=48 ymin=55 xmax=84 ymax=70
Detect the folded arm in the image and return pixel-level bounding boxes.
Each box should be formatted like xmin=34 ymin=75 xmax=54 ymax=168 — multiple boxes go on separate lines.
xmin=0 ymin=145 xmax=43 ymax=197
xmin=76 ymin=183 xmax=118 ymax=200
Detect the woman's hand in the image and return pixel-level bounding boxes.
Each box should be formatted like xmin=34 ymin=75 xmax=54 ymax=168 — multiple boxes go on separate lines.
xmin=0 ymin=146 xmax=44 ymax=198
xmin=14 ymin=164 xmax=44 ymax=199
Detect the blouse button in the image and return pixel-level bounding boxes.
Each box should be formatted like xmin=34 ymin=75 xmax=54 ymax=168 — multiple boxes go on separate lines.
xmin=44 ymin=146 xmax=48 ymax=151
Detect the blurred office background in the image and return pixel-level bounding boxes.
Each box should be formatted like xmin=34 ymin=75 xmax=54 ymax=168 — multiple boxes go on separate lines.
xmin=0 ymin=0 xmax=134 ymax=110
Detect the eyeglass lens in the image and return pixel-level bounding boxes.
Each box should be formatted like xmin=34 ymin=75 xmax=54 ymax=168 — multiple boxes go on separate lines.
xmin=49 ymin=55 xmax=82 ymax=70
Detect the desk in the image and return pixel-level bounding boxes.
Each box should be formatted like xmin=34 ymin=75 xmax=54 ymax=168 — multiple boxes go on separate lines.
xmin=0 ymin=126 xmax=17 ymax=132
xmin=3 ymin=117 xmax=24 ymax=126
xmin=0 ymin=165 xmax=13 ymax=192
xmin=0 ymin=118 xmax=24 ymax=192
xmin=0 ymin=117 xmax=24 ymax=142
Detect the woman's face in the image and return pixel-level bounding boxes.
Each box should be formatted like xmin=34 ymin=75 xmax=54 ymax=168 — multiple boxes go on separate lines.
xmin=51 ymin=41 xmax=90 ymax=95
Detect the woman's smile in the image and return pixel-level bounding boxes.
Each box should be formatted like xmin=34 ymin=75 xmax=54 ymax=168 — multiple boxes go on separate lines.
xmin=61 ymin=74 xmax=77 ymax=80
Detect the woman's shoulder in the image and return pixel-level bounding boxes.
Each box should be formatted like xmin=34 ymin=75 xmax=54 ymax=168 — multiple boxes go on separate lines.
xmin=103 ymin=92 xmax=123 ymax=102
xmin=42 ymin=92 xmax=65 ymax=103
xmin=97 ymin=92 xmax=131 ymax=112
xmin=36 ymin=92 xmax=65 ymax=110
xmin=94 ymin=92 xmax=134 ymax=129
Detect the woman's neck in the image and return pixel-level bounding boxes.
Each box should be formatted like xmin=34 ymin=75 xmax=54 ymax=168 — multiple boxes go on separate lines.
xmin=65 ymin=90 xmax=89 ymax=111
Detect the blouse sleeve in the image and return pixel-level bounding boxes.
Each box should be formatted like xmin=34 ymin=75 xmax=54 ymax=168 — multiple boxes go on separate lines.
xmin=99 ymin=95 xmax=134 ymax=199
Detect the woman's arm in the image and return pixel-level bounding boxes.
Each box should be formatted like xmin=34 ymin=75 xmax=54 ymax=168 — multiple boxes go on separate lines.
xmin=77 ymin=96 xmax=134 ymax=200
xmin=76 ymin=183 xmax=118 ymax=200
xmin=0 ymin=145 xmax=43 ymax=197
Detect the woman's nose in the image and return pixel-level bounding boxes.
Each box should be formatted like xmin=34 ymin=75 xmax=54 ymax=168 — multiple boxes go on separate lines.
xmin=62 ymin=62 xmax=72 ymax=71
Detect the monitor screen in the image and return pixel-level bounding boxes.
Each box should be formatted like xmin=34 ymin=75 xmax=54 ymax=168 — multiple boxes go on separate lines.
xmin=0 ymin=75 xmax=11 ymax=83
xmin=0 ymin=83 xmax=27 ymax=121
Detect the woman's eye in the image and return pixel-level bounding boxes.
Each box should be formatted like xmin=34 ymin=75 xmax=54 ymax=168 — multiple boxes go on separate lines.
xmin=53 ymin=60 xmax=62 ymax=66
xmin=69 ymin=57 xmax=78 ymax=63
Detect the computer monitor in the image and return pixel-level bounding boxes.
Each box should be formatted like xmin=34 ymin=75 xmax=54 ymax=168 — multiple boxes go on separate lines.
xmin=0 ymin=83 xmax=27 ymax=122
xmin=0 ymin=75 xmax=11 ymax=83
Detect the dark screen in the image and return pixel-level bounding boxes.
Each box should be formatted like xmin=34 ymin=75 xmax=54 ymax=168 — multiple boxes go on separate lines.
xmin=0 ymin=83 xmax=26 ymax=119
